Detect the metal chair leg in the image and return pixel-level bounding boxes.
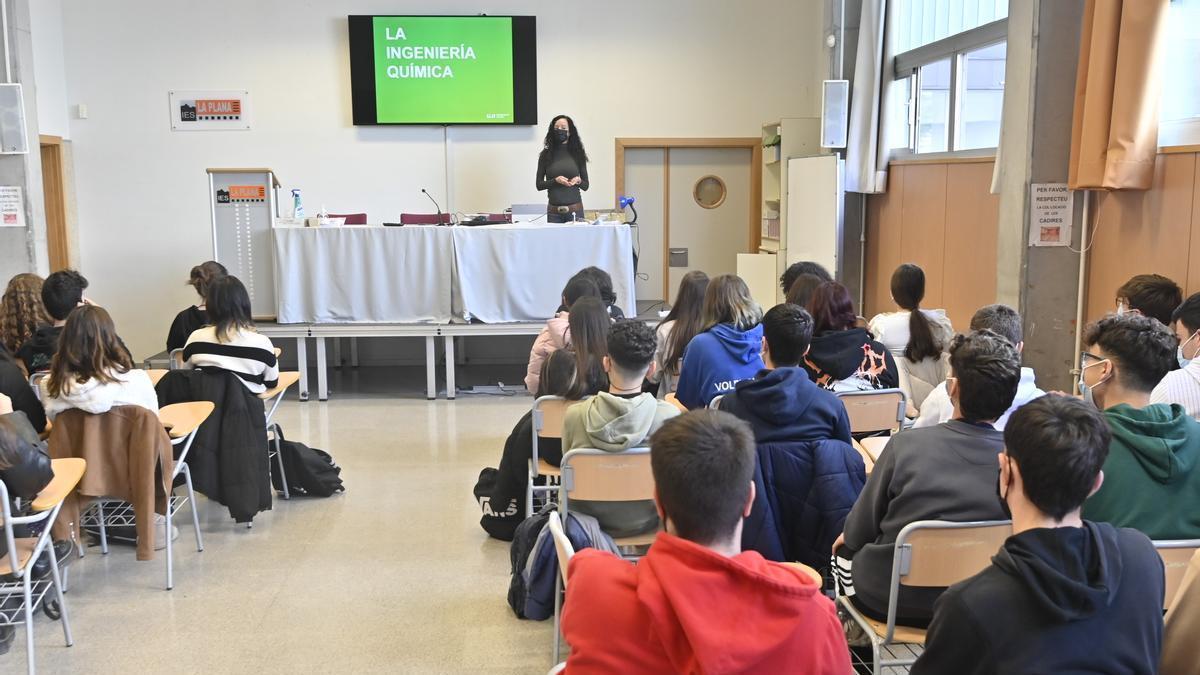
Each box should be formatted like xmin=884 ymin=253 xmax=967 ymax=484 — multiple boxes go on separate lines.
xmin=552 ymin=572 xmax=563 ymax=663
xmin=47 ymin=540 xmax=74 ymax=646
xmin=165 ymin=502 xmax=174 ymax=590
xmin=23 ymin=574 xmax=35 ymax=675
xmin=183 ymin=465 xmax=204 ymax=552
xmin=96 ymin=502 xmax=109 ymax=554
xmin=271 ymin=425 xmax=290 ymax=500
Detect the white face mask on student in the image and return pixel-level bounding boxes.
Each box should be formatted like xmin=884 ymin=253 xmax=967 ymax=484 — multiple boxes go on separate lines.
xmin=1179 ymin=330 xmax=1199 ymax=369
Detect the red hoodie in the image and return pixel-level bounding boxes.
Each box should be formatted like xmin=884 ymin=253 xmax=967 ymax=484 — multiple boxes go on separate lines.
xmin=561 ymin=531 xmax=851 ymax=674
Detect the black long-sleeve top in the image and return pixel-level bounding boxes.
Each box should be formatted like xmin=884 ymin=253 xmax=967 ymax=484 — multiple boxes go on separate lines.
xmin=536 ymin=144 xmax=589 ymax=206
xmin=0 ymin=356 xmax=45 ymax=433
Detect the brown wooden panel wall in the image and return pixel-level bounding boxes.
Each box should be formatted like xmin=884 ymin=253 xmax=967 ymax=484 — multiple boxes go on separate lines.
xmin=1085 ymin=152 xmax=1200 ymax=324
xmin=864 ymin=158 xmax=999 ymax=332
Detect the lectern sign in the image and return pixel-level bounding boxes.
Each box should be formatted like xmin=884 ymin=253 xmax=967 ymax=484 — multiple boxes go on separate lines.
xmin=169 ymin=90 xmax=252 ymax=131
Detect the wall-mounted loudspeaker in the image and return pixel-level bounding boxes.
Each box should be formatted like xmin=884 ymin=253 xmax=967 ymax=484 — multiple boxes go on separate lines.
xmin=821 ymin=80 xmax=849 ymax=149
xmin=0 ymin=84 xmax=28 ymax=155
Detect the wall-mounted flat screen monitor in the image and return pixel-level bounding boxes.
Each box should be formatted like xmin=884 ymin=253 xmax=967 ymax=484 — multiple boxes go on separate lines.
xmin=348 ymin=15 xmax=537 ymax=125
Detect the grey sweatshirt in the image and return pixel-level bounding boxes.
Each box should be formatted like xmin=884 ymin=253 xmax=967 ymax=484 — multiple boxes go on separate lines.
xmin=561 ymin=392 xmax=679 ymax=537
xmin=840 ymin=420 xmax=1009 ymax=623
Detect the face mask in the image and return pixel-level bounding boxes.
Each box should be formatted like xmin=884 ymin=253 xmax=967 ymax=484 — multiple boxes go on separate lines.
xmin=1179 ymin=331 xmax=1199 ymax=368
xmin=554 ymin=128 xmax=569 ymax=143
xmin=1079 ymin=359 xmax=1110 ymax=408
xmin=995 ymin=468 xmax=1012 ymax=520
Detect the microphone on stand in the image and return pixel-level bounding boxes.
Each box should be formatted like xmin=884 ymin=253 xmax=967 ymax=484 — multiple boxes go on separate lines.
xmin=421 ymin=188 xmax=445 ymax=224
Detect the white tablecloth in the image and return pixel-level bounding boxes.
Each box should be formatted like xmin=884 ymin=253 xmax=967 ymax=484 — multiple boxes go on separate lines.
xmin=274 ymin=226 xmax=455 ymax=324
xmin=273 ymin=223 xmax=636 ymax=324
xmin=451 ymin=223 xmax=636 ymax=323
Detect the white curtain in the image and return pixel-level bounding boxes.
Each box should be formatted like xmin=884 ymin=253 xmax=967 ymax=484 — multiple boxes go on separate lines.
xmin=845 ymin=0 xmax=892 ymax=194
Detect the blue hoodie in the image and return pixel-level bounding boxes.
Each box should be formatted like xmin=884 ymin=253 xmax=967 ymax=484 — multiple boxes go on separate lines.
xmin=720 ymin=368 xmax=865 ymax=566
xmin=674 ymin=323 xmax=765 ymax=410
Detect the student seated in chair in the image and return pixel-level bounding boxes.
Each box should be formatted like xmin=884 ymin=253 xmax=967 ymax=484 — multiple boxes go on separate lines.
xmin=914 ymin=304 xmax=1044 ymax=430
xmin=718 ymin=303 xmax=863 ymax=566
xmin=41 ymin=305 xmax=158 ymax=421
xmin=1079 ymin=312 xmax=1200 ymax=539
xmin=16 ymin=269 xmax=90 ymax=374
xmin=525 ymin=275 xmax=600 ymax=394
xmin=167 ymin=260 xmax=226 ymax=354
xmin=1115 ymin=273 xmax=1182 ymax=326
xmin=183 ymin=275 xmax=279 ymax=395
xmin=912 ymin=395 xmax=1164 ymax=674
xmin=1151 ymin=291 xmax=1200 ymax=420
xmin=833 ymin=330 xmax=1020 ymax=627
xmin=561 ymin=410 xmax=851 ymax=674
xmin=561 ymin=319 xmax=679 ymax=537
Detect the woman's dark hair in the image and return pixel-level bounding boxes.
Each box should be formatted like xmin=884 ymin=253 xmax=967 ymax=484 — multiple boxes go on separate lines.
xmin=205 ymin=275 xmax=255 ymax=343
xmin=188 ymin=261 xmax=228 ymax=301
xmin=541 ymin=114 xmax=589 ymax=168
xmin=808 ymin=282 xmax=858 ymax=334
xmin=46 ymin=304 xmax=132 ymax=398
xmin=566 ymin=296 xmax=609 ymax=399
xmin=784 ymin=273 xmax=823 ymax=310
xmin=562 ymin=276 xmax=600 ymax=308
xmin=891 ymin=263 xmax=941 ymax=362
xmin=780 ymin=261 xmax=833 ymax=294
xmin=574 ymin=267 xmax=616 ymax=308
xmin=660 ymin=271 xmax=710 ymax=377
xmin=536 ymin=349 xmax=578 ymax=399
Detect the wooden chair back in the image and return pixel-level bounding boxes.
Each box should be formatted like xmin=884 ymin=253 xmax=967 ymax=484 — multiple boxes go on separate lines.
xmin=561 ymin=447 xmax=654 ymax=503
xmin=548 ymin=512 xmax=575 ymax=588
xmin=896 ymin=520 xmax=1011 ymax=588
xmin=533 ymin=396 xmax=574 ymax=440
xmin=1158 ymin=540 xmax=1200 ymax=611
xmin=837 ymin=389 xmax=907 ymax=435
xmin=146 ymin=369 xmax=169 ymax=388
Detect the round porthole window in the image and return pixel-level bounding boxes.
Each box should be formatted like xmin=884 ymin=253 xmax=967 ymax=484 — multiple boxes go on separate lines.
xmin=693 ymin=175 xmax=727 ymax=209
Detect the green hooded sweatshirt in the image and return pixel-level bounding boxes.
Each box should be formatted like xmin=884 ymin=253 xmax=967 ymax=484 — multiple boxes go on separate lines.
xmin=1083 ymin=402 xmax=1200 ymax=539
xmin=559 ymin=392 xmax=680 ymax=538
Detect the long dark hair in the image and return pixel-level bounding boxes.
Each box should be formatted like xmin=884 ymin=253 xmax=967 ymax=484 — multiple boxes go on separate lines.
xmin=891 ymin=263 xmax=941 ymax=362
xmin=205 ymin=275 xmax=255 ymax=343
xmin=46 ymin=305 xmax=132 ymax=398
xmin=188 ymin=260 xmax=227 ymax=302
xmin=661 ymin=271 xmax=710 ymax=377
xmin=566 ymin=296 xmax=609 ymax=399
xmin=785 ymin=273 xmax=824 ymax=310
xmin=808 ymin=282 xmax=858 ymax=334
xmin=541 ymin=114 xmax=589 ymax=168
xmin=537 ymin=349 xmax=578 ymax=399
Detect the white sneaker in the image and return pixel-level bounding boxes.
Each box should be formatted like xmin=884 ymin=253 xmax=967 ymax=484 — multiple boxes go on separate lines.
xmin=152 ymin=513 xmax=180 ymax=551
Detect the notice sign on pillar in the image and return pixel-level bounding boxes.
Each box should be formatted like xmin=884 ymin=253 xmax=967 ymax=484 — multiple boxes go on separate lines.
xmin=1029 ymin=183 xmax=1074 ymax=247
xmin=0 ymin=186 xmax=24 ymax=227
xmin=169 ymin=90 xmax=251 ymax=131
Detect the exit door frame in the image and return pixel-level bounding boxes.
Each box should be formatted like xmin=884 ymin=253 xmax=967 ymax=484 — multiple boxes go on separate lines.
xmin=615 ymin=138 xmax=763 ymax=301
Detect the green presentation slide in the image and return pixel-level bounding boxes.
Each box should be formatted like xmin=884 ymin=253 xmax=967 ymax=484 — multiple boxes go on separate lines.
xmin=372 ymin=16 xmax=514 ymax=124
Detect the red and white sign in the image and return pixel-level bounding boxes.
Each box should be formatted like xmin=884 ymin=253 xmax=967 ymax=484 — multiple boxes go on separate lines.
xmin=169 ymin=90 xmax=252 ymax=131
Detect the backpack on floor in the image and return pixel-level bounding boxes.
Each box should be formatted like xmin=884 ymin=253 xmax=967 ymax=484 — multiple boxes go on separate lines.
xmin=270 ymin=426 xmax=345 ymax=497
xmin=508 ymin=504 xmax=554 ymax=619
xmin=474 ymin=467 xmax=524 ymax=541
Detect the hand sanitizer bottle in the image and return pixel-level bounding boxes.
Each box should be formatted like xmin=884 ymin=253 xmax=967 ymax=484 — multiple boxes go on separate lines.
xmin=292 ymin=189 xmax=304 ymax=219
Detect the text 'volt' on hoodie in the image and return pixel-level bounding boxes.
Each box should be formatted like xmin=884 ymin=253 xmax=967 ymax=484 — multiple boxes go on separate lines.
xmin=560 ymin=531 xmax=852 ymax=675
xmin=674 ymin=323 xmax=765 ymax=410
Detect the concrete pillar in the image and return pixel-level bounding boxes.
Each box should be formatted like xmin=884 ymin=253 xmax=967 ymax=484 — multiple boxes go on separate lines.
xmin=994 ymin=0 xmax=1086 ymax=392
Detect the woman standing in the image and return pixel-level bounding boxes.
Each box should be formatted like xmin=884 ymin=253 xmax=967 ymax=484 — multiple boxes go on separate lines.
xmin=536 ymin=115 xmax=589 ymax=223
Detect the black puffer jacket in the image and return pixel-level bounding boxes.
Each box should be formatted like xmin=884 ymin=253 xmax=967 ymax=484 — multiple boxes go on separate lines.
xmin=0 ymin=411 xmax=53 ymax=499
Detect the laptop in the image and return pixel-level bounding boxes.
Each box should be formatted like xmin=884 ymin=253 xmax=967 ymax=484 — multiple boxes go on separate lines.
xmin=510 ymin=203 xmax=546 ymax=223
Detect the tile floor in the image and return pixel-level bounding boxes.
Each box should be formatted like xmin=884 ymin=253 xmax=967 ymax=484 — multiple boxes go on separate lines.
xmin=22 ymin=368 xmax=553 ymax=674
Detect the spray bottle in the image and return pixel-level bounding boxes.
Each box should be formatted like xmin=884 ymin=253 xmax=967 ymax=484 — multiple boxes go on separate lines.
xmin=292 ymin=189 xmax=304 ymax=219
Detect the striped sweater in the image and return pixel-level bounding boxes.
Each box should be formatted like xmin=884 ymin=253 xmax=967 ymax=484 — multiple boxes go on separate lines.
xmin=183 ymin=325 xmax=279 ymax=394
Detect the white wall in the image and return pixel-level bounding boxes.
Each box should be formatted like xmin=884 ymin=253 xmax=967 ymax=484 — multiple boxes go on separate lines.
xmin=29 ymin=0 xmax=68 ymax=139
xmin=60 ymin=0 xmax=826 ymax=359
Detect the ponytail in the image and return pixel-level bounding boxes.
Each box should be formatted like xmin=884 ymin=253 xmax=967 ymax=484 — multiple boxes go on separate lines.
xmin=891 ymin=263 xmax=941 ymax=361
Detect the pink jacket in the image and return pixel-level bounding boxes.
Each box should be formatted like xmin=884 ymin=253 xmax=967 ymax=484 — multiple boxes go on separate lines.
xmin=525 ymin=311 xmax=572 ymax=393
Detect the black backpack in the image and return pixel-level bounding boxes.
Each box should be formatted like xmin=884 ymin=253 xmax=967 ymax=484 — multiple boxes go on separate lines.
xmin=270 ymin=426 xmax=345 ymax=497
xmin=507 ymin=504 xmax=554 ymax=619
